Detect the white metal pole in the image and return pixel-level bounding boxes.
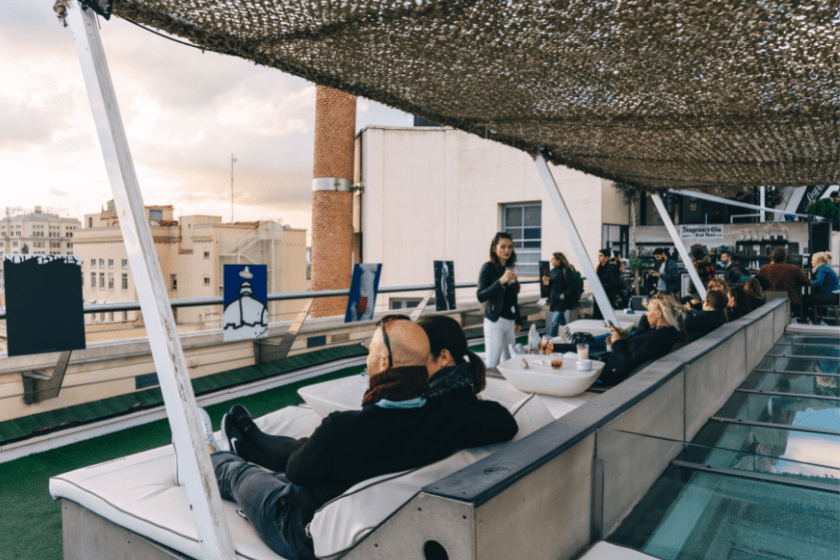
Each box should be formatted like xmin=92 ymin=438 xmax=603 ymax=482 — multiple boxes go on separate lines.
xmin=534 ymin=153 xmax=619 ymax=326
xmin=760 ymin=187 xmax=766 ymax=223
xmin=66 ymin=3 xmax=237 ymax=558
xmin=650 ymin=194 xmax=707 ymax=301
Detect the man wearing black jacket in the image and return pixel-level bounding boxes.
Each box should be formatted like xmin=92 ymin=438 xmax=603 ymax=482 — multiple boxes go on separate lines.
xmin=593 ymin=249 xmax=621 ymax=319
xmin=719 ymin=251 xmax=746 ymax=287
xmin=202 ymin=318 xmax=518 ymax=560
xmin=684 ymin=290 xmax=728 ymax=340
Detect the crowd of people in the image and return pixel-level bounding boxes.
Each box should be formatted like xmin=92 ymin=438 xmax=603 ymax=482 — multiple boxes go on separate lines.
xmin=182 ymin=233 xmax=837 ymax=558
xmin=540 ymin=242 xmax=838 ymax=385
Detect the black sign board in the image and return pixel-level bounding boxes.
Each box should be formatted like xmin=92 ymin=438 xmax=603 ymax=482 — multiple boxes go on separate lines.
xmin=4 ymin=255 xmax=86 ymax=357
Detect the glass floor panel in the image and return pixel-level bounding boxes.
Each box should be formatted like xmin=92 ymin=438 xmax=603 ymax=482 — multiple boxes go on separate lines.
xmin=688 ymin=421 xmax=840 ymax=478
xmin=741 ymin=370 xmax=840 ymax=397
xmin=776 ymin=335 xmax=840 ymax=347
xmin=756 ymin=355 xmax=840 ymax=375
xmin=608 ymin=466 xmax=840 ymax=560
xmin=715 ymin=392 xmax=840 ymax=432
xmin=769 ymin=344 xmax=840 ymax=359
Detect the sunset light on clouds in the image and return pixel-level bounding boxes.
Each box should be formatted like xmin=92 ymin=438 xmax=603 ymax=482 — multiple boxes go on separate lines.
xmin=1 ymin=0 xmax=411 ymax=241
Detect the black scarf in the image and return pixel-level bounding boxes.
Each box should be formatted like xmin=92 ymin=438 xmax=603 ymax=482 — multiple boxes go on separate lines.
xmin=429 ymin=363 xmax=475 ymax=397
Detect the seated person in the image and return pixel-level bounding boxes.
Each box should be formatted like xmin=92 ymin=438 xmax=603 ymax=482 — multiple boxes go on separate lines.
xmin=744 ymin=278 xmax=766 ymax=310
xmin=684 ymin=290 xmax=728 ymax=340
xmin=200 ymin=317 xmax=518 ymax=560
xmin=637 ymin=291 xmax=675 ymax=334
xmin=803 ymin=251 xmax=840 ymax=318
xmin=418 ymin=315 xmax=486 ymax=398
xmin=726 ymin=286 xmax=752 ymax=320
xmin=598 ymin=295 xmax=686 ymax=386
xmin=684 ymin=277 xmax=729 ymax=311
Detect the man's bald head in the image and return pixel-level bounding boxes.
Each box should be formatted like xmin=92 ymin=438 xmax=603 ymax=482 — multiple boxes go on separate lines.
xmin=367 ymin=319 xmax=431 ymax=376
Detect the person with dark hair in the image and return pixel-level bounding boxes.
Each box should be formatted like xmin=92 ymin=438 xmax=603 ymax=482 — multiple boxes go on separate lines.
xmin=610 ymin=255 xmax=630 ymax=309
xmin=726 ymin=286 xmax=752 ymax=320
xmin=651 ymin=248 xmax=680 ymax=293
xmin=689 ymin=246 xmax=717 ymax=299
xmin=477 ymin=232 xmax=522 ymax=368
xmin=757 ymin=247 xmax=810 ymax=317
xmin=593 ymin=249 xmax=621 ymax=320
xmin=684 ymin=290 xmax=729 ymax=340
xmin=542 ymin=252 xmax=579 ymax=336
xmin=684 ymin=277 xmax=730 ymax=310
xmin=719 ymin=251 xmax=747 ymax=286
xmin=207 ymin=317 xmax=517 ymax=559
xmin=419 ymin=315 xmax=486 ymax=398
xmin=744 ymin=278 xmax=766 ymax=310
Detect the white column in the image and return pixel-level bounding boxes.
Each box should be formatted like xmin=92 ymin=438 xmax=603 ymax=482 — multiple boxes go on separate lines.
xmin=66 ymin=3 xmax=236 ymax=558
xmin=650 ymin=194 xmax=707 ymax=301
xmin=534 ymin=153 xmax=619 ymax=326
xmin=760 ymin=187 xmax=766 ymax=222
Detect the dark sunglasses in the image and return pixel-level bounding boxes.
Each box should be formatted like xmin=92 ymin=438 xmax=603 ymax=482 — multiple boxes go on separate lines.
xmin=361 ymin=314 xmax=411 ymax=367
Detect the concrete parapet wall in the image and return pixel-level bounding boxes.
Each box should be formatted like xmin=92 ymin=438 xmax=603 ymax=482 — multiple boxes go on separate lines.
xmin=362 ymin=297 xmax=792 ymax=560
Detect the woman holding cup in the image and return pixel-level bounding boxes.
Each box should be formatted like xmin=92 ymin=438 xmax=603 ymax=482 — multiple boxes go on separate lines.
xmin=477 ymin=232 xmax=523 ymax=369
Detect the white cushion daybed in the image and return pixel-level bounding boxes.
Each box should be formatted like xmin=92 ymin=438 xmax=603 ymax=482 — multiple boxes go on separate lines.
xmin=50 ymin=394 xmax=554 ymax=560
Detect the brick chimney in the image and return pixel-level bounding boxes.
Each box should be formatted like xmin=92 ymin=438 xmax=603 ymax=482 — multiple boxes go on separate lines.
xmin=310 ymin=85 xmax=356 ymax=318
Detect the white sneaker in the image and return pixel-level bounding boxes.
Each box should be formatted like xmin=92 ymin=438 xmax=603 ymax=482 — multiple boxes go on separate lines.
xmin=174 ymin=407 xmax=218 ymax=486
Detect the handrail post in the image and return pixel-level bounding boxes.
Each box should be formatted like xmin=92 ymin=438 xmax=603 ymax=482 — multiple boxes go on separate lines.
xmin=650 ymin=194 xmax=707 ymax=301
xmin=65 ymin=2 xmax=236 ymax=558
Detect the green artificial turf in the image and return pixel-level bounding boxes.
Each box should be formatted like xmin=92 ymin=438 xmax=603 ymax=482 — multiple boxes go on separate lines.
xmin=0 ymin=319 xmax=540 ymax=559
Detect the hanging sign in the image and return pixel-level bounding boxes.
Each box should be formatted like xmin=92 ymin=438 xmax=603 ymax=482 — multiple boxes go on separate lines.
xmin=345 ymin=264 xmax=382 ymax=322
xmin=434 ymin=261 xmax=456 ymax=311
xmin=222 ymin=264 xmax=268 ymax=341
xmin=679 ymin=225 xmax=724 ymax=239
xmin=4 ymin=254 xmax=86 ymax=357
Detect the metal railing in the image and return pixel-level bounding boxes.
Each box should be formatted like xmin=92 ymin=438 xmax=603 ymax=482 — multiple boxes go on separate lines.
xmin=0 ymin=279 xmax=541 ymax=319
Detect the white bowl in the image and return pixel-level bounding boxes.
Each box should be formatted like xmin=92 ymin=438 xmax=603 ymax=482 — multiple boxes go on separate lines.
xmin=497 ymin=355 xmax=604 ymax=397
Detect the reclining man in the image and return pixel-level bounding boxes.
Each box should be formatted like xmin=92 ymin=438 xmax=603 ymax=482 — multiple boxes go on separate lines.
xmin=190 ymin=316 xmax=518 ymax=560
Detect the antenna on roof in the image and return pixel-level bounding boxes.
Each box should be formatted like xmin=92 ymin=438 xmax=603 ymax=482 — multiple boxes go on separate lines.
xmin=230 ymin=154 xmax=237 ymax=223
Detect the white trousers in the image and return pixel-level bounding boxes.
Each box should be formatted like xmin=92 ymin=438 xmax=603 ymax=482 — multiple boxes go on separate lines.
xmin=484 ymin=317 xmax=516 ymax=369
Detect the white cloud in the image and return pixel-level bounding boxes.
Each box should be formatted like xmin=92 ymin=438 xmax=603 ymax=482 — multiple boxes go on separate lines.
xmin=0 ymin=0 xmax=410 ymax=248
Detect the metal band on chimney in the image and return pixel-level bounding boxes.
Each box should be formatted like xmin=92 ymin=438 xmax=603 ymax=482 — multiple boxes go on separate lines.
xmin=312 ymin=178 xmax=352 ymax=192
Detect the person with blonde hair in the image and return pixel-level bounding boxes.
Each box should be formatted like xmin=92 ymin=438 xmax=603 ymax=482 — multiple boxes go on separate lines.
xmin=598 ymin=295 xmax=685 ymax=386
xmin=803 ymin=251 xmax=840 ymax=319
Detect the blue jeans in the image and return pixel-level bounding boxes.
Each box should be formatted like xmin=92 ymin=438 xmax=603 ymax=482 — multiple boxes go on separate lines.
xmin=549 ymin=310 xmax=567 ymax=337
xmin=212 ymin=452 xmax=315 ymax=560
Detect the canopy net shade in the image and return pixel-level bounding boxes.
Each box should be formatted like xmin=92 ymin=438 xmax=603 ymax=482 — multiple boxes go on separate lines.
xmin=76 ymin=0 xmax=839 ymax=191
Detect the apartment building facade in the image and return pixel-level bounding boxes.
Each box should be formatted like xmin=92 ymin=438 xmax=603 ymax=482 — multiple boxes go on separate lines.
xmin=0 ymin=207 xmax=81 ymax=302
xmin=74 ymin=201 xmax=307 ymax=340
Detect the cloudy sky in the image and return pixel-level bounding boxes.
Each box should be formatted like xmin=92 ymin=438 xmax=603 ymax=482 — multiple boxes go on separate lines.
xmin=1 ymin=0 xmax=412 ymax=242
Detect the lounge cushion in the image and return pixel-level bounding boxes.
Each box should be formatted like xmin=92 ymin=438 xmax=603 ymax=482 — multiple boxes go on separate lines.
xmin=310 ymin=393 xmax=554 ymax=559
xmin=50 ymin=395 xmax=554 ymax=560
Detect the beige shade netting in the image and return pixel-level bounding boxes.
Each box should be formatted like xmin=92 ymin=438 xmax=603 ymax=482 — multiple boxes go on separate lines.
xmin=102 ymin=0 xmax=838 ymax=191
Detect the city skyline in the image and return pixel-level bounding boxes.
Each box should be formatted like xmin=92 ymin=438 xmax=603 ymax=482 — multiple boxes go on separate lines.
xmin=1 ymin=0 xmax=412 ymax=244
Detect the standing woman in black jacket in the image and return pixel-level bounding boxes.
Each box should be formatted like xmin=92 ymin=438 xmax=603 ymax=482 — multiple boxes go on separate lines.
xmin=593 ymin=249 xmax=621 ymax=320
xmin=544 ymin=252 xmax=576 ymax=336
xmin=477 ymin=232 xmax=522 ymax=369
